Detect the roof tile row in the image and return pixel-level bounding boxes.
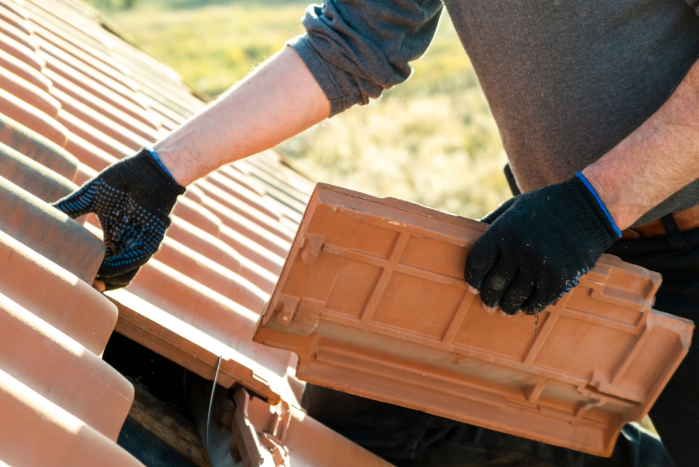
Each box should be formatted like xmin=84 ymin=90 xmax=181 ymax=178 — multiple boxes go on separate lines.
xmin=0 ymin=291 xmax=131 ymax=440
xmin=0 ymin=176 xmax=102 ymax=280
xmin=0 ymin=218 xmax=140 ymax=463
xmin=0 ymin=368 xmax=141 ymax=467
xmin=0 ymin=141 xmax=75 ymax=201
xmin=0 ymin=229 xmax=114 ymax=354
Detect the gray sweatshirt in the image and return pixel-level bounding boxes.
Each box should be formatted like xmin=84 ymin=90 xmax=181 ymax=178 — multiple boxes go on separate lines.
xmin=290 ymin=0 xmax=699 ymax=226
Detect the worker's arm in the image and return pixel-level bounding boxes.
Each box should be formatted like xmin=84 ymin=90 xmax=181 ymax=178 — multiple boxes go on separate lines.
xmin=157 ymin=0 xmax=444 ymax=186
xmin=583 ymin=59 xmax=699 ymax=230
xmin=154 ymin=47 xmax=330 ymax=186
xmin=53 ymin=0 xmax=444 ymax=290
xmin=52 ymin=48 xmax=330 ymax=290
xmin=465 ymin=59 xmax=699 ymax=317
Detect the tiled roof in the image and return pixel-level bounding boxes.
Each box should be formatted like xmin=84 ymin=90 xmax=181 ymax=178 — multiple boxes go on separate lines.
xmin=7 ymin=0 xmax=688 ymax=463
xmin=0 ymin=0 xmax=392 ymax=464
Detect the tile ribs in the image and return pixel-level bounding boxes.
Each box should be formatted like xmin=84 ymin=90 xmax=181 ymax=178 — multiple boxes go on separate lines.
xmin=254 ymin=183 xmax=694 ymax=457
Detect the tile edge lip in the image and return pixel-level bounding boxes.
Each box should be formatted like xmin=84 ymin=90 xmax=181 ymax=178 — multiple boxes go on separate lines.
xmin=315 ymin=182 xmax=488 ymax=231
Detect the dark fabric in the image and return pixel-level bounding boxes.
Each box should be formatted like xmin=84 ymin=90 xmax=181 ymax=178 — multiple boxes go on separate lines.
xmin=303 ymin=227 xmax=699 ymax=466
xmin=607 ymin=227 xmax=699 ymax=467
xmin=289 ymin=0 xmax=443 ymax=116
xmin=645 ymin=308 xmax=699 ymax=467
xmin=465 ymin=176 xmax=619 ymax=315
xmin=302 ymin=389 xmax=672 ymax=467
xmin=291 ymin=0 xmax=699 ymax=225
xmin=607 ymin=227 xmax=699 ymax=316
xmin=52 ymin=148 xmax=185 ymax=289
xmin=301 ymin=384 xmax=432 ymax=459
xmin=390 ymin=418 xmax=673 ymax=467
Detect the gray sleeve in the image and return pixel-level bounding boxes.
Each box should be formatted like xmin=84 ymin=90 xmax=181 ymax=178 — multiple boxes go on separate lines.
xmin=288 ymin=0 xmax=444 ymax=116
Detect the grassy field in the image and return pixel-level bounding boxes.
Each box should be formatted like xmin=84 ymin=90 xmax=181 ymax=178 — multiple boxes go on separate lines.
xmin=95 ymin=0 xmax=510 ymax=219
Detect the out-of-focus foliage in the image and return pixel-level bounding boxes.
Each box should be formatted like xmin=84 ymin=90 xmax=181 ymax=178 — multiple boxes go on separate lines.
xmin=95 ymin=1 xmax=308 ymax=95
xmin=84 ymin=0 xmax=291 ymax=10
xmin=85 ymin=0 xmax=136 ymax=10
xmin=92 ymin=0 xmax=510 ymax=218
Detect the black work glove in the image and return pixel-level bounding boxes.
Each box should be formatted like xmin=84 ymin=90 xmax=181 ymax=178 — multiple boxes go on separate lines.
xmin=52 ymin=148 xmax=185 ymax=290
xmin=464 ymin=173 xmax=621 ymax=316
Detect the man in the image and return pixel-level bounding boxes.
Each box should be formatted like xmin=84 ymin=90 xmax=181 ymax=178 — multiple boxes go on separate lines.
xmin=53 ymin=1 xmax=699 ymax=465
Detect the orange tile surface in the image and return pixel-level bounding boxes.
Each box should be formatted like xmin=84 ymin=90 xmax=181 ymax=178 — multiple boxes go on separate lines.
xmin=0 ymin=140 xmax=76 ymax=202
xmin=0 ymin=369 xmax=142 ymax=467
xmin=4 ymin=0 xmax=300 ymax=380
xmin=0 ymin=113 xmax=79 ymax=181
xmin=0 ymin=176 xmax=103 ymax=281
xmin=109 ymin=288 xmax=295 ymax=405
xmin=0 ymin=292 xmax=133 ymax=440
xmin=0 ymin=85 xmax=68 ymax=145
xmin=0 ymin=229 xmax=117 ymax=355
xmin=254 ymin=184 xmax=694 ymax=457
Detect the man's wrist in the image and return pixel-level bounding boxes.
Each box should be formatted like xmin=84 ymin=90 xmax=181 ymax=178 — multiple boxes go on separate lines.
xmin=580 ymin=60 xmax=699 ymax=231
xmin=581 ymin=164 xmax=643 ymax=231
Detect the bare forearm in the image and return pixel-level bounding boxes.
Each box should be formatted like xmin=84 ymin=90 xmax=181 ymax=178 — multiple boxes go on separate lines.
xmin=584 ymin=60 xmax=699 ymax=230
xmin=154 ymin=47 xmax=330 ymax=186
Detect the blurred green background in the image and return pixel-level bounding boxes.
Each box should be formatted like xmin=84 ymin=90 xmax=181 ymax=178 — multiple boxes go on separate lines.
xmin=86 ymin=0 xmax=510 ymax=219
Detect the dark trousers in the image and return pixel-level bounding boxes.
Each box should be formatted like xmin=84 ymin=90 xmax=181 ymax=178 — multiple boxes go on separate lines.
xmin=301 ymin=225 xmax=699 ymax=467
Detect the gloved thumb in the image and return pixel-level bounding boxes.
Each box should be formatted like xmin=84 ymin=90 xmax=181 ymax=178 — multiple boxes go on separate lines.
xmin=52 ymin=181 xmax=98 ymax=220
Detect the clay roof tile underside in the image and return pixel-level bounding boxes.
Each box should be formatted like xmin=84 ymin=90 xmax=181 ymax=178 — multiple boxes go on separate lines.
xmin=253 ymin=184 xmax=695 ymax=458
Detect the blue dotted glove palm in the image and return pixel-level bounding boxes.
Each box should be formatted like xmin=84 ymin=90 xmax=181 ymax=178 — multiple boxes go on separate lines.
xmin=52 ymin=149 xmax=185 ymax=290
xmin=465 ymin=173 xmax=621 ymax=317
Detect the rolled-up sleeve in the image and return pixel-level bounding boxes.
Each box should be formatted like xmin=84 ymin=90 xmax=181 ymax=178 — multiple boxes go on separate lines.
xmin=289 ymin=0 xmax=443 ymax=116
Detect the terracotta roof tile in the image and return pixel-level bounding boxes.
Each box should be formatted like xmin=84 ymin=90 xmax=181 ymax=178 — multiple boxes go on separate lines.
xmin=0 ymin=177 xmax=103 ymax=280
xmin=254 ymin=183 xmax=695 ymax=457
xmin=50 ymin=84 xmax=153 ymax=147
xmin=0 ymin=229 xmax=115 ymax=354
xmin=0 ymin=113 xmax=78 ymax=179
xmin=0 ymin=86 xmax=67 ymax=145
xmin=172 ymin=195 xmax=221 ymax=236
xmin=64 ymin=131 xmax=117 ymax=172
xmin=0 ymin=141 xmax=75 ymax=201
xmin=0 ymin=0 xmax=28 ymax=21
xmin=168 ymin=215 xmax=283 ymax=279
xmin=57 ymin=107 xmax=134 ymax=157
xmin=0 ymin=63 xmax=59 ymax=116
xmin=153 ymin=236 xmax=269 ymax=312
xmin=36 ymin=34 xmax=145 ymax=108
xmin=126 ymin=259 xmax=290 ymax=372
xmin=0 ymin=292 xmax=132 ymax=440
xmin=0 ymin=368 xmax=142 ymax=466
xmin=0 ymin=31 xmax=42 ymax=71
xmin=0 ymin=19 xmax=33 ymax=52
xmin=0 ymin=47 xmax=49 ymax=91
xmin=199 ymin=194 xmax=292 ymax=257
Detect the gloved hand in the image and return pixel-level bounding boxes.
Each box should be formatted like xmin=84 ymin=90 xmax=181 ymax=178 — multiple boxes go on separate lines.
xmin=464 ymin=172 xmax=621 ymax=316
xmin=52 ymin=148 xmax=185 ymax=290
